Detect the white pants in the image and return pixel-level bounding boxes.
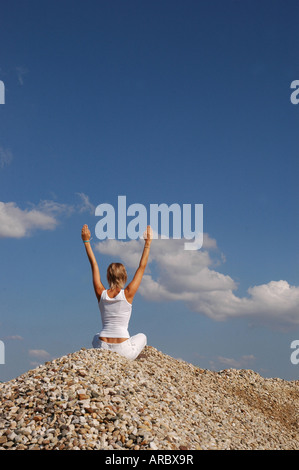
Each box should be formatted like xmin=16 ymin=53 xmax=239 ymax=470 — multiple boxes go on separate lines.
xmin=92 ymin=333 xmax=147 ymax=360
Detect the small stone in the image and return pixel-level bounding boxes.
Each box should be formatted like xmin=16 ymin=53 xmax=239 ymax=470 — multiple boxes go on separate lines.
xmin=33 ymin=416 xmax=43 ymax=422
xmin=78 ymin=370 xmax=87 ymax=377
xmin=150 ymin=441 xmax=158 ymax=450
xmin=3 ymin=441 xmax=15 ymax=448
xmin=77 ymin=394 xmax=89 ymax=401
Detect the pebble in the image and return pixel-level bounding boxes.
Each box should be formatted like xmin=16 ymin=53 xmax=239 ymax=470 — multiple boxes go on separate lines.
xmin=0 ymin=346 xmax=298 ymax=450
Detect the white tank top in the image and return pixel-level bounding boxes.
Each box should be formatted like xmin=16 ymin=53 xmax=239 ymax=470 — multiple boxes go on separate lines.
xmin=99 ymin=289 xmax=132 ymax=338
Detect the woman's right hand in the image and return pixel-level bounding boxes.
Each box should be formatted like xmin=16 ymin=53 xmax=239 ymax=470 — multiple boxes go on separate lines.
xmin=143 ymin=225 xmax=153 ymax=245
xmin=81 ymin=224 xmax=91 ymax=242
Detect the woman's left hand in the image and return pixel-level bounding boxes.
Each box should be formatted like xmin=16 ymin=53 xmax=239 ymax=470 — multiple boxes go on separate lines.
xmin=81 ymin=224 xmax=91 ymax=241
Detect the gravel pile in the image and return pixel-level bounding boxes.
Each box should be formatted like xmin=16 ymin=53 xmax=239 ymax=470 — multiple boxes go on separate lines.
xmin=0 ymin=346 xmax=298 ymax=450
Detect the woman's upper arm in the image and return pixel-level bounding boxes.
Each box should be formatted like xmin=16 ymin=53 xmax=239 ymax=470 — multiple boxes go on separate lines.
xmin=125 ymin=266 xmax=145 ymax=302
xmin=92 ymin=265 xmax=105 ymax=300
xmin=94 ymin=282 xmax=105 ymax=301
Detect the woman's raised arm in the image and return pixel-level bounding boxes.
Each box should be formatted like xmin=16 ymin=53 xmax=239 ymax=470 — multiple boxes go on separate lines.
xmin=81 ymin=224 xmax=105 ymax=301
xmin=125 ymin=225 xmax=153 ymax=303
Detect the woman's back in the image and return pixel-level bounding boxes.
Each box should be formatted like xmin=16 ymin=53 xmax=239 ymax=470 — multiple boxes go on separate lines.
xmin=99 ymin=289 xmax=132 ymax=339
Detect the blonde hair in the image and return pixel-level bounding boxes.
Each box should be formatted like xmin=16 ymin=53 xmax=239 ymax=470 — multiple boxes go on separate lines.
xmin=107 ymin=262 xmax=127 ymax=289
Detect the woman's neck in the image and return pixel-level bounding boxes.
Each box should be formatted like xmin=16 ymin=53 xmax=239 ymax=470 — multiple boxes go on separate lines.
xmin=107 ymin=286 xmax=122 ymax=296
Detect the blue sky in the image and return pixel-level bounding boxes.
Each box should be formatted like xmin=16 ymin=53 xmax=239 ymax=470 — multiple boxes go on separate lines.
xmin=1 ymin=0 xmax=299 ymax=381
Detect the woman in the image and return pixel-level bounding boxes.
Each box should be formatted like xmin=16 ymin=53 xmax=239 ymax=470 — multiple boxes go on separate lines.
xmin=81 ymin=224 xmax=152 ymax=360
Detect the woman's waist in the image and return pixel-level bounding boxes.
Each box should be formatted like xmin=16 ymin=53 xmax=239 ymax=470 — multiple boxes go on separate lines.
xmin=100 ymin=337 xmax=128 ymax=344
xmin=99 ymin=326 xmax=129 ymax=340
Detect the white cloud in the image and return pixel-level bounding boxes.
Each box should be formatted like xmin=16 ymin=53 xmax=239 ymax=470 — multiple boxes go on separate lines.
xmin=95 ymin=236 xmax=299 ymax=328
xmin=216 ymin=355 xmax=255 ymax=369
xmin=0 ymin=193 xmax=96 ymax=239
xmin=76 ymin=192 xmax=95 ymax=214
xmin=210 ymin=354 xmax=256 ymax=369
xmin=96 ymin=238 xmax=147 ymax=269
xmin=28 ymin=348 xmax=51 ymax=367
xmin=34 ymin=199 xmax=74 ymax=217
xmin=28 ymin=349 xmax=51 ymax=359
xmin=0 ymin=201 xmax=58 ymax=238
xmin=0 ymin=194 xmax=91 ymax=239
xmin=5 ymin=335 xmax=23 ymax=341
